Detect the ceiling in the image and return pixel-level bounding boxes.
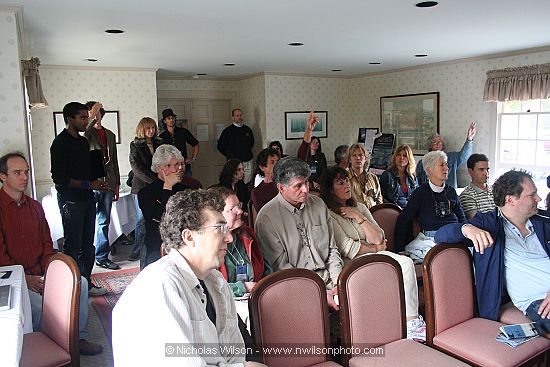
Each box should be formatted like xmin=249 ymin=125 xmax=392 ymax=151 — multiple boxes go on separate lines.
xmin=4 ymin=0 xmax=550 ymax=79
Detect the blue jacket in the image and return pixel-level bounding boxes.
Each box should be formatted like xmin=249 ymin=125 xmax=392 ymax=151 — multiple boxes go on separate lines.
xmin=434 ymin=208 xmax=550 ymax=321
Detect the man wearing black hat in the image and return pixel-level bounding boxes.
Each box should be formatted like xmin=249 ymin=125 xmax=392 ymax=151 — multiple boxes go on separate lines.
xmin=159 ymin=108 xmax=199 ymax=177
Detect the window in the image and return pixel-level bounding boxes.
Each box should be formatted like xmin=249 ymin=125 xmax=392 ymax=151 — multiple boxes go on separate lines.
xmin=496 ymin=99 xmax=550 ymax=208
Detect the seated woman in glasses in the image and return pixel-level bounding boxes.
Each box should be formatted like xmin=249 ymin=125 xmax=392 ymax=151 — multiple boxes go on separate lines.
xmin=209 ymin=186 xmax=272 ymax=297
xmin=319 ymin=166 xmax=425 ymax=341
xmin=395 ymin=150 xmax=466 ymax=262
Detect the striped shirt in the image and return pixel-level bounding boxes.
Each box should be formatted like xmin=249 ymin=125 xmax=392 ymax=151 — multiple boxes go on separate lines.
xmin=459 ymin=183 xmax=495 ymax=218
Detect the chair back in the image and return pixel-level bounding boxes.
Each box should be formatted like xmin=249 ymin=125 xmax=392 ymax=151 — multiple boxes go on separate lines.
xmin=369 ymin=203 xmax=402 ymax=252
xmin=422 ymin=244 xmax=475 ymax=345
xmin=42 ymin=253 xmax=81 ymax=365
xmin=338 ymin=254 xmax=406 ymax=364
xmin=249 ymin=269 xmax=331 ymax=367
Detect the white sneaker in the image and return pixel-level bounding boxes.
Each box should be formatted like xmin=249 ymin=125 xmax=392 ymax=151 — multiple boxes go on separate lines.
xmin=406 ymin=316 xmax=426 ymax=342
xmin=88 ymin=285 xmax=107 ymax=297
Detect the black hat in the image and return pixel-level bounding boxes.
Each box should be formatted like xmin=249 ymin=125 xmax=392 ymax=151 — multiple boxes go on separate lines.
xmin=162 ymin=108 xmax=177 ymax=120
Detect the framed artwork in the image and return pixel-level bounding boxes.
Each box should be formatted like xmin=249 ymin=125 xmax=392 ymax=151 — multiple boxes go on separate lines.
xmin=53 ymin=110 xmax=121 ymax=144
xmin=284 ymin=111 xmax=328 ymax=140
xmin=380 ymin=92 xmax=439 ymax=154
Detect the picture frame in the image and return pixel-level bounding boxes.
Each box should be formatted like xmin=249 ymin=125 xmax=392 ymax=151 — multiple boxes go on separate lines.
xmin=53 ymin=110 xmax=121 ymax=144
xmin=285 ymin=111 xmax=328 ymax=140
xmin=380 ymin=92 xmax=439 ymax=154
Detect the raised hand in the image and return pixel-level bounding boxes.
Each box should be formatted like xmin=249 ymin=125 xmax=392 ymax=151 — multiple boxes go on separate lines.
xmin=467 ymin=122 xmax=477 ymax=141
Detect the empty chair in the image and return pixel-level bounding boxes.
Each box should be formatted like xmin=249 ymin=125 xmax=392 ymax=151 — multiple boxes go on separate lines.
xmin=249 ymin=268 xmax=341 ymax=367
xmin=369 ymin=203 xmax=401 ymax=253
xmin=338 ymin=254 xmax=468 ymax=366
xmin=423 ymin=244 xmax=550 ymax=367
xmin=19 ymin=253 xmax=80 ymax=367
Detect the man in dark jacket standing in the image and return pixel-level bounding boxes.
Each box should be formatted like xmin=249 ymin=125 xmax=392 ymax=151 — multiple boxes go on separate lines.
xmin=217 ymin=108 xmax=254 ymax=183
xmin=435 ymin=170 xmax=550 ymax=331
xmin=159 ymin=108 xmax=199 ymax=177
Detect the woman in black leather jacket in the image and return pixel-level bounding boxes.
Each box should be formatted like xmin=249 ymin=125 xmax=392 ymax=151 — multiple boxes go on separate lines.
xmin=379 ymin=144 xmax=418 ymax=208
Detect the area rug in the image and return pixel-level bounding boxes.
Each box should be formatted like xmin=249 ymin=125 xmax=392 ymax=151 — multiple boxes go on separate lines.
xmin=90 ymin=267 xmax=139 ymax=340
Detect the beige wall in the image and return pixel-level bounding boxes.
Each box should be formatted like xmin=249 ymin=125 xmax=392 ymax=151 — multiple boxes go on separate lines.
xmin=30 ymin=67 xmax=158 ymax=198
xmin=238 ymin=75 xmax=266 ymax=156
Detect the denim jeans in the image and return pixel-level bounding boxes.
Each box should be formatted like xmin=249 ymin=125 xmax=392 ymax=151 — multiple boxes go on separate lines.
xmin=132 ymin=194 xmax=146 ymax=263
xmin=184 ymin=163 xmax=192 ymax=177
xmin=57 ymin=195 xmax=96 ymax=287
xmin=29 ymin=276 xmax=89 ymax=339
xmin=525 ymin=299 xmax=550 ymax=334
xmin=93 ymin=190 xmax=114 ymax=262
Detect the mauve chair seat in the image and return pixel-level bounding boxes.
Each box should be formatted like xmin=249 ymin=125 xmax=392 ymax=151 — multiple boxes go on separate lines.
xmin=348 ymin=339 xmax=468 ymax=367
xmin=19 ymin=332 xmax=71 ymax=367
xmin=433 ymin=318 xmax=550 ymax=367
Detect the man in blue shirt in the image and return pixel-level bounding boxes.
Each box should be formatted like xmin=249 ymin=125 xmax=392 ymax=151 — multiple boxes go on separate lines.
xmin=435 ymin=170 xmax=550 ymax=331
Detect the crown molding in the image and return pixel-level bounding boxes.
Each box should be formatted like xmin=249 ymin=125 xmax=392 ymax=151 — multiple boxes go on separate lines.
xmin=42 ymin=64 xmax=158 ymax=72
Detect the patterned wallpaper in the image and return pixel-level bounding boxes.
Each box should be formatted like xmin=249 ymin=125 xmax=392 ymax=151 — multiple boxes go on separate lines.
xmin=0 ymin=10 xmax=28 ymax=160
xmin=30 ymin=67 xmax=157 ymax=198
xmin=239 ymin=75 xmax=265 ymax=155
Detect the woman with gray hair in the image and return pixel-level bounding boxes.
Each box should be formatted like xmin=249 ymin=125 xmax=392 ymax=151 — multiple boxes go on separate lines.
xmin=138 ymin=144 xmax=192 ymax=268
xmin=395 ymin=150 xmax=466 ymax=261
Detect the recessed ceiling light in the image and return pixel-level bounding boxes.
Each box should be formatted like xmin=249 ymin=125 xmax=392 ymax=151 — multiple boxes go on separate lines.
xmin=369 ymin=62 xmax=381 ymax=65
xmin=224 ymin=63 xmax=236 ymax=66
xmin=331 ymin=69 xmax=342 ymax=72
xmin=84 ymin=58 xmax=98 ymax=62
xmin=414 ymin=54 xmax=428 ymax=57
xmin=415 ymin=1 xmax=438 ymax=8
xmin=105 ymin=29 xmax=124 ymax=34
xmin=197 ymin=73 xmax=207 ymax=76
xmin=288 ymin=42 xmax=304 ymax=47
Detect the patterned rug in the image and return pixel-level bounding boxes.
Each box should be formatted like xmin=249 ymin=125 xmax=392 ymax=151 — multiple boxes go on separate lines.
xmin=90 ymin=267 xmax=139 ymax=340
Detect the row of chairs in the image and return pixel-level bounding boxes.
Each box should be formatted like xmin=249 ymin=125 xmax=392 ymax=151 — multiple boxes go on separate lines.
xmin=248 ymin=244 xmax=550 ymax=367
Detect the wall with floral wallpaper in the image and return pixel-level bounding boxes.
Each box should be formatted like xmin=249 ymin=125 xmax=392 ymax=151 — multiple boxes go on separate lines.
xmin=0 ymin=10 xmax=28 ymax=163
xmin=30 ymin=67 xmax=158 ymax=198
xmin=238 ymin=75 xmax=266 ymax=155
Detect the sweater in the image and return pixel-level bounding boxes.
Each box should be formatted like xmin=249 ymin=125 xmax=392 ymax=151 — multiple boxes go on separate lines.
xmin=217 ymin=124 xmax=254 ymax=162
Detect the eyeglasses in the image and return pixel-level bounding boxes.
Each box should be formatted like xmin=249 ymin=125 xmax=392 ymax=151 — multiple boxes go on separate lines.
xmin=198 ymin=223 xmax=230 ymax=234
xmin=225 ymin=202 xmax=243 ymax=213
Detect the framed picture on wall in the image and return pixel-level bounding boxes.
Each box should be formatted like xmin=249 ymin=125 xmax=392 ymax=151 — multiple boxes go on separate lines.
xmin=380 ymin=92 xmax=439 ymax=154
xmin=284 ymin=111 xmax=328 ymax=140
xmin=53 ymin=110 xmax=121 ymax=144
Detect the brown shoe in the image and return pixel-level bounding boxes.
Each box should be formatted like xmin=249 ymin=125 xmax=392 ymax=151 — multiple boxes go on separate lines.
xmin=79 ymin=339 xmax=103 ymax=355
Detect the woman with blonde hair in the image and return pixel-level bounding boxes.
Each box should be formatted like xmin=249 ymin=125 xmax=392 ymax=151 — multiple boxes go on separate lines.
xmin=379 ymin=144 xmax=418 ymax=207
xmin=347 ymin=143 xmax=382 ymax=209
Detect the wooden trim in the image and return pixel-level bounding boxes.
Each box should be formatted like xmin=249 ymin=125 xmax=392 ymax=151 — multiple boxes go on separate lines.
xmin=369 ymin=202 xmax=402 ymax=214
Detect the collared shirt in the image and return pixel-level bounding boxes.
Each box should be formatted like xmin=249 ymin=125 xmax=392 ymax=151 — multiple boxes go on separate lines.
xmin=255 ymin=193 xmax=343 ymax=288
xmin=459 ymin=183 xmax=495 ymax=217
xmin=0 ymin=189 xmax=55 ymax=276
xmin=112 ymin=250 xmax=245 ymax=366
xmin=349 ymin=169 xmax=383 ymax=209
xmin=502 ymin=213 xmax=550 ymax=313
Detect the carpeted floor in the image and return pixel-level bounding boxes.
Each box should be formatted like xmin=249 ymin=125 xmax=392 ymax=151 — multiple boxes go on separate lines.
xmin=90 ymin=267 xmax=139 ymax=340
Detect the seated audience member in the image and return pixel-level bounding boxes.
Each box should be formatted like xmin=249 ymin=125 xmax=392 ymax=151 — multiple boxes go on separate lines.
xmin=379 ymin=144 xmax=418 ymax=208
xmin=297 ymin=111 xmax=327 ymax=190
xmin=459 ymin=153 xmax=495 ymax=219
xmin=250 ymin=148 xmax=280 ymax=213
xmin=209 ymin=186 xmax=272 ymax=297
xmin=416 ymin=122 xmax=477 ymax=188
xmin=320 ymin=166 xmax=425 ymax=340
xmin=129 ymin=117 xmax=163 ymax=263
xmin=333 ymin=144 xmax=349 ymax=169
xmin=218 ymin=159 xmax=250 ymax=210
xmin=395 ymin=151 xmax=466 ymax=261
xmin=180 ymin=175 xmax=203 ymax=189
xmin=112 ymin=190 xmax=266 ymax=367
xmin=348 ymin=143 xmax=383 ymax=209
xmin=138 ymin=145 xmax=191 ymax=268
xmin=435 ymin=170 xmax=550 ymax=328
xmin=255 ymin=157 xmax=343 ymax=311
xmin=0 ymin=152 xmax=103 ymax=355
xmin=268 ymin=140 xmax=287 ymax=158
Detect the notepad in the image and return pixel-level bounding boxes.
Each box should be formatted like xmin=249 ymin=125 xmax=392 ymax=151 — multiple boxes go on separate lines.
xmin=0 ymin=284 xmax=12 ymax=311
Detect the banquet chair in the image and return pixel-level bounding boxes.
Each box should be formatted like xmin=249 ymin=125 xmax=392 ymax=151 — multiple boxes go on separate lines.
xmin=338 ymin=254 xmax=468 ymax=366
xmin=249 ymin=268 xmax=341 ymax=367
xmin=423 ymin=244 xmax=550 ymax=367
xmin=369 ymin=203 xmax=401 ymax=253
xmin=19 ymin=253 xmax=80 ymax=367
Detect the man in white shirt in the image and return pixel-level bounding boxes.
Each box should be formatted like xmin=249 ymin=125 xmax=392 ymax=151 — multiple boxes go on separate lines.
xmin=112 ymin=190 xmax=266 ymax=366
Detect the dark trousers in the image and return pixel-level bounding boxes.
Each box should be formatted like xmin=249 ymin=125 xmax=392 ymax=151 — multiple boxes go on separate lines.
xmin=526 ymin=299 xmax=550 ymax=334
xmin=57 ymin=194 xmax=96 ymax=288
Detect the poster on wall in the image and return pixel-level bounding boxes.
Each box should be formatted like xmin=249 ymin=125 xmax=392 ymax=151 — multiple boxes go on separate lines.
xmin=368 ymin=133 xmax=395 ymax=176
xmin=358 ymin=127 xmax=380 ymax=154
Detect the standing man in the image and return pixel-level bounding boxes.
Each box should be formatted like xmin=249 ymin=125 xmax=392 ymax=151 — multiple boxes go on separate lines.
xmin=159 ymin=108 xmax=199 ymax=177
xmin=51 ymin=101 xmax=108 ymax=296
xmin=459 ymin=153 xmax=495 ymax=219
xmin=217 ymin=108 xmax=255 ymax=183
xmin=435 ymin=170 xmax=550 ymax=330
xmin=84 ymin=101 xmax=121 ymax=270
xmin=0 ymin=152 xmax=103 ymax=355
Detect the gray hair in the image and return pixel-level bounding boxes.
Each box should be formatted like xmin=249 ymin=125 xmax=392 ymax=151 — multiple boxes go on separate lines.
xmin=426 ymin=133 xmax=445 ymax=151
xmin=334 ymin=145 xmax=349 ymax=164
xmin=151 ymin=144 xmax=184 ymax=173
xmin=422 ymin=150 xmax=447 ymax=175
xmin=273 ymin=157 xmax=310 ymax=186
